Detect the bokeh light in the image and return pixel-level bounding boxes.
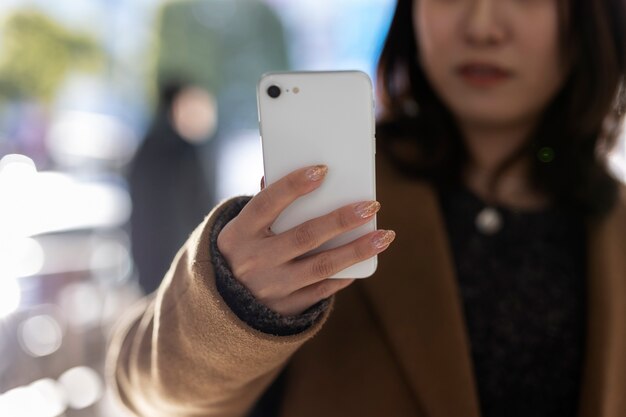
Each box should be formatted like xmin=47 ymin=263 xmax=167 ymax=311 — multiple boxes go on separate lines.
xmin=0 ymin=154 xmax=39 ymax=241
xmin=0 ymin=277 xmax=21 ymax=318
xmin=59 ymin=282 xmax=103 ymax=331
xmin=58 ymin=366 xmax=103 ymax=410
xmin=0 ymin=154 xmax=37 ymax=177
xmin=46 ymin=110 xmax=138 ymax=165
xmin=0 ymin=237 xmax=45 ymax=278
xmin=90 ymin=237 xmax=133 ymax=282
xmin=0 ymin=155 xmax=38 ymax=209
xmin=29 ymin=378 xmax=68 ymax=417
xmin=0 ymin=387 xmax=32 ymax=417
xmin=0 ymin=170 xmax=131 ymax=238
xmin=18 ymin=314 xmax=64 ymax=357
xmin=0 ymin=378 xmax=67 ymax=417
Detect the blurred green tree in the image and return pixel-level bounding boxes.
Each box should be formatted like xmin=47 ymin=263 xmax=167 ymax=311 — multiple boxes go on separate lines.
xmin=0 ymin=10 xmax=105 ymax=103
xmin=152 ymin=0 xmax=289 ymax=133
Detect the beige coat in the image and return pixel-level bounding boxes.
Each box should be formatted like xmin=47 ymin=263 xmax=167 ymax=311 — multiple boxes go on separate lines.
xmin=107 ymin=158 xmax=626 ymax=417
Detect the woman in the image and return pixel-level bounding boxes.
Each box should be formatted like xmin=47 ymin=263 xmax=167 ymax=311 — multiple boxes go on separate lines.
xmin=107 ymin=0 xmax=626 ymax=416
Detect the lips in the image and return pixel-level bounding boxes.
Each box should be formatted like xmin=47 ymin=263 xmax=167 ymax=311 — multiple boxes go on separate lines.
xmin=456 ymin=62 xmax=513 ymax=87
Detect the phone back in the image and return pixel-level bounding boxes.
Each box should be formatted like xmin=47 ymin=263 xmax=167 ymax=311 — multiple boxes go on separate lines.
xmin=257 ymin=71 xmax=376 ymax=278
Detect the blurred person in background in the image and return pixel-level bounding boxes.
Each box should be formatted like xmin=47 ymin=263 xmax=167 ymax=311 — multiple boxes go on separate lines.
xmin=153 ymin=0 xmax=289 ymax=196
xmin=129 ymin=81 xmax=216 ymax=294
xmin=108 ymin=1 xmax=626 ymax=417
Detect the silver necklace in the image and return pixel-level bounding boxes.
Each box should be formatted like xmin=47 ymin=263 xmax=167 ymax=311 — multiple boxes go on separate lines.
xmin=475 ymin=206 xmax=503 ymax=235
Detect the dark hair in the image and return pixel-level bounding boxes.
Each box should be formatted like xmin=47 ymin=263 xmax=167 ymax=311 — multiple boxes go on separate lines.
xmin=157 ymin=78 xmax=197 ymax=110
xmin=376 ymin=0 xmax=626 ymax=218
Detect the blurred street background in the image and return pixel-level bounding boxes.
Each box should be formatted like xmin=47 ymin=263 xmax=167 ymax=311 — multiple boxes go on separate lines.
xmin=0 ymin=0 xmax=624 ymax=416
xmin=0 ymin=1 xmax=397 ymax=415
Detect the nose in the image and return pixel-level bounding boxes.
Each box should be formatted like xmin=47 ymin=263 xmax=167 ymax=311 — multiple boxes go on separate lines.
xmin=463 ymin=0 xmax=507 ymax=47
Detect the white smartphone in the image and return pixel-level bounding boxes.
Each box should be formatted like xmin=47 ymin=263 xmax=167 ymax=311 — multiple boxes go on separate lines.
xmin=257 ymin=70 xmax=377 ymax=279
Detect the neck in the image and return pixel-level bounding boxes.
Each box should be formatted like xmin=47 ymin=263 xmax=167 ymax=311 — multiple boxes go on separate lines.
xmin=458 ymin=120 xmax=550 ymax=210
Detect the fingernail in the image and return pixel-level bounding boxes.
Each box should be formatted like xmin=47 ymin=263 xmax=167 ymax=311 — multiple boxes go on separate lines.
xmin=306 ymin=165 xmax=328 ymax=181
xmin=372 ymin=230 xmax=395 ymax=249
xmin=354 ymin=201 xmax=380 ymax=219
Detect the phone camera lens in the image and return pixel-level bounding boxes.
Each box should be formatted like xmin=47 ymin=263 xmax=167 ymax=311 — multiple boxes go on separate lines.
xmin=267 ymin=85 xmax=281 ymax=99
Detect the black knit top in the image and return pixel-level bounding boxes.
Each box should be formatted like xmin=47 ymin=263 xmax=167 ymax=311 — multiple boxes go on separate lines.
xmin=437 ymin=182 xmax=587 ymax=417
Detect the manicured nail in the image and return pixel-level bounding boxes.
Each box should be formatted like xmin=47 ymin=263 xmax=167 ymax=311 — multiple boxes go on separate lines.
xmin=354 ymin=201 xmax=380 ymax=219
xmin=306 ymin=165 xmax=328 ymax=181
xmin=372 ymin=230 xmax=395 ymax=249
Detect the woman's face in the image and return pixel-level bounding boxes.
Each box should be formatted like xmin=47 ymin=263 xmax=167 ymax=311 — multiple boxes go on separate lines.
xmin=414 ymin=0 xmax=568 ymax=130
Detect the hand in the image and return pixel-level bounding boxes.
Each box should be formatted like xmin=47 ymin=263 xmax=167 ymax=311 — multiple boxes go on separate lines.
xmin=217 ymin=165 xmax=395 ymax=316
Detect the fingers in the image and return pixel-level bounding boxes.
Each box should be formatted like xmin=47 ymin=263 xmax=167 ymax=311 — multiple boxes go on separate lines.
xmin=276 ymin=230 xmax=395 ymax=313
xmin=270 ymin=200 xmax=381 ymax=263
xmin=237 ymin=229 xmax=395 ymax=315
xmin=260 ymin=176 xmax=265 ymax=190
xmin=239 ymin=165 xmax=328 ymax=234
xmin=283 ymin=229 xmax=396 ymax=294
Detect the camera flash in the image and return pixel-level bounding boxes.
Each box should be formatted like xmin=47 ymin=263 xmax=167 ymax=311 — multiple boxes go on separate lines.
xmin=293 ymin=87 xmax=300 ymax=94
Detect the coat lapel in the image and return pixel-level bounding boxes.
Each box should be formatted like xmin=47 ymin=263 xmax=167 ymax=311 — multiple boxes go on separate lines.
xmin=360 ymin=158 xmax=481 ymax=417
xmin=579 ymin=188 xmax=626 ymax=417
xmin=361 ymin=158 xmax=626 ymax=417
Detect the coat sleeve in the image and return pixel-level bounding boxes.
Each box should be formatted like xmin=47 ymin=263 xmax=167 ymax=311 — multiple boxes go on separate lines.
xmin=105 ymin=197 xmax=334 ymax=417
